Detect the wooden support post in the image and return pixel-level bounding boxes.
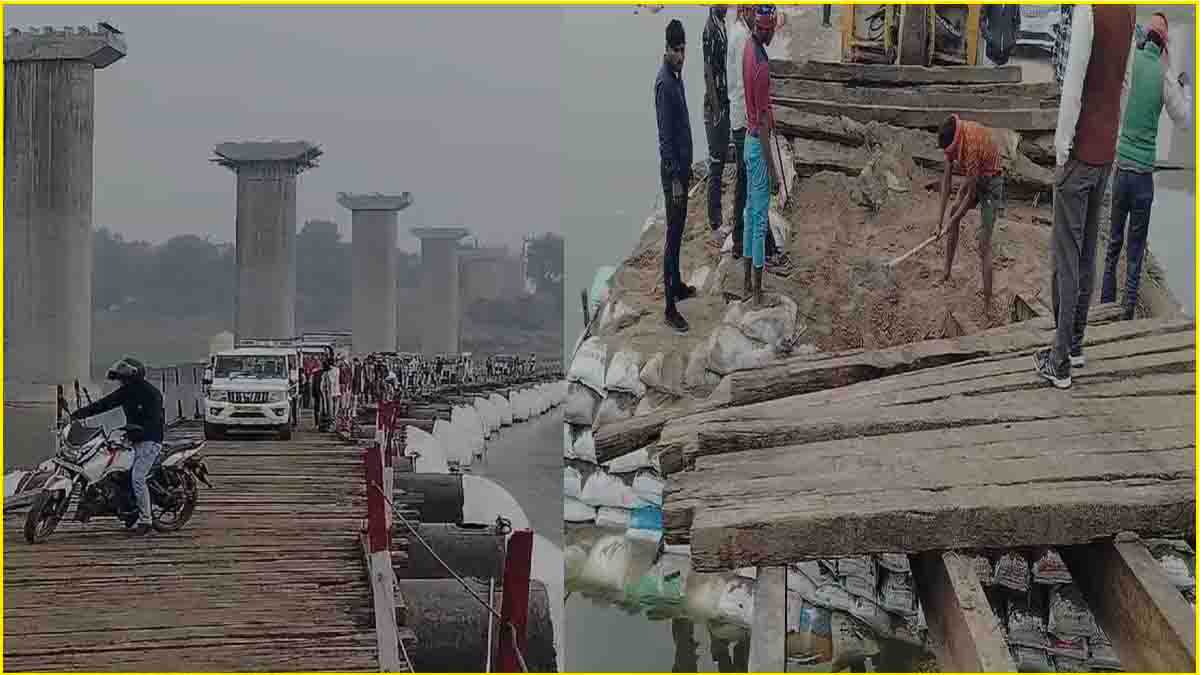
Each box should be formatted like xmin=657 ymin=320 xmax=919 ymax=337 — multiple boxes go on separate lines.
xmin=365 ymin=445 xmax=401 ymax=671
xmin=913 ymin=551 xmax=1014 ymax=672
xmin=748 ymin=566 xmax=786 ymax=673
xmin=498 ymin=529 xmax=534 ymax=673
xmin=1062 ymin=537 xmax=1196 ymax=672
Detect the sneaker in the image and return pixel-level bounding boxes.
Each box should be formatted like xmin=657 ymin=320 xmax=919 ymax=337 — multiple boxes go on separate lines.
xmin=675 ymin=284 xmax=698 ymax=302
xmin=131 ymin=523 xmax=153 ymax=536
xmin=665 ymin=310 xmax=690 ymax=334
xmin=1034 ymin=349 xmax=1071 ymax=389
xmin=1070 ymin=352 xmax=1085 ymax=369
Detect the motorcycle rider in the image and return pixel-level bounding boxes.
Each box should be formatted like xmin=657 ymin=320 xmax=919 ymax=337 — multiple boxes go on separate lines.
xmin=69 ymin=356 xmax=165 ymax=535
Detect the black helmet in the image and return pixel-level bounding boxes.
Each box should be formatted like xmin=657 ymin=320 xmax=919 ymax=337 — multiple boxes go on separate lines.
xmin=106 ymin=356 xmax=146 ymax=382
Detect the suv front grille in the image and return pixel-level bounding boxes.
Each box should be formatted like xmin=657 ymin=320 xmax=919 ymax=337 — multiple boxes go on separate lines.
xmin=229 ymin=391 xmax=269 ymax=404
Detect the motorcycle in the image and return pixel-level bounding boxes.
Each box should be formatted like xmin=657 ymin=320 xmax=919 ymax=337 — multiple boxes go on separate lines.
xmin=23 ymin=399 xmax=213 ymax=544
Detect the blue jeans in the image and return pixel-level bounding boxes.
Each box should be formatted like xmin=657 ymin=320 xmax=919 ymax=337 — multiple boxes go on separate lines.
xmin=131 ymin=441 xmax=162 ymax=525
xmin=742 ymin=134 xmax=769 ymax=269
xmin=1100 ymin=168 xmax=1154 ymax=320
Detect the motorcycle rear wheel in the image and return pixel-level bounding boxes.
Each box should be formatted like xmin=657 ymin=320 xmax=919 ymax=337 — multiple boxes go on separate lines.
xmin=24 ymin=490 xmax=66 ymax=544
xmin=153 ymin=469 xmax=198 ymax=533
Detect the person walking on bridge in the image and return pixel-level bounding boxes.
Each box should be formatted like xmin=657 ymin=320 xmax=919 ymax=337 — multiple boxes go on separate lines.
xmin=69 ymin=356 xmax=164 ymax=535
xmin=1035 ymin=4 xmax=1135 ymax=390
xmin=1101 ymin=12 xmax=1192 ymax=321
xmin=655 ymin=18 xmax=697 ymax=334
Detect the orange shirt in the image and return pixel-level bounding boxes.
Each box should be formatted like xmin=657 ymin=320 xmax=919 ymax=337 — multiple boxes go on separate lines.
xmin=949 ymin=120 xmax=1002 ymax=178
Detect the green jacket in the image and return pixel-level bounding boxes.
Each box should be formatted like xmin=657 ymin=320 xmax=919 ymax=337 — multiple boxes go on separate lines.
xmin=1117 ymin=42 xmax=1192 ymax=171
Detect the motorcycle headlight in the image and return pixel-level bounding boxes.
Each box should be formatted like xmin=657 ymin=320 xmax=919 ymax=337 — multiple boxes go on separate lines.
xmin=209 ymin=390 xmax=228 ymax=402
xmin=268 ymin=391 xmax=285 ymax=403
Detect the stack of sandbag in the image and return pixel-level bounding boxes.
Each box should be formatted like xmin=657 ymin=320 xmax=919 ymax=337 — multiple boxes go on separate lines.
xmin=973 ymin=548 xmax=1121 ymax=673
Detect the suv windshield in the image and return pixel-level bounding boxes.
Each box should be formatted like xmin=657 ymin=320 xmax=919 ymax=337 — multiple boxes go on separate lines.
xmin=214 ymin=355 xmax=285 ymax=379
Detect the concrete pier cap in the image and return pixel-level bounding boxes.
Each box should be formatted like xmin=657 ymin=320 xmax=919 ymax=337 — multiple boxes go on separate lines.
xmin=4 ymin=23 xmax=128 ymax=68
xmin=411 ymin=227 xmax=470 ymax=356
xmin=213 ymin=141 xmax=322 ymax=341
xmin=337 ymin=192 xmax=414 ymax=355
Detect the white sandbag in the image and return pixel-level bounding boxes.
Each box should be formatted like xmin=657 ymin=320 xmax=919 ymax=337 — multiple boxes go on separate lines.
xmin=563 ymin=467 xmax=582 ymax=498
xmin=634 ymin=391 xmax=676 ymax=417
xmin=580 ymin=470 xmax=640 ymax=509
xmin=565 ymin=496 xmax=597 ymax=523
xmin=595 ymin=506 xmax=631 ymax=530
xmin=531 ymin=534 xmax=565 ymax=672
xmin=640 ymin=351 xmax=686 ymax=397
xmin=589 ymin=266 xmax=618 ymax=318
xmin=604 ymin=350 xmax=645 ymax=398
xmin=685 ymin=572 xmax=729 ymax=623
xmin=1145 ymin=539 xmax=1196 ymax=590
xmin=836 ymin=556 xmax=876 ymax=600
xmin=565 ymin=543 xmax=590 ymax=586
xmin=876 ymin=553 xmax=911 ymax=574
xmin=600 ymin=300 xmax=642 ymax=333
xmin=564 ymin=425 xmax=597 ymax=464
xmin=564 ymin=382 xmax=602 ymax=427
xmin=627 ymin=547 xmax=690 ymax=609
xmin=405 ymin=425 xmax=449 ymax=474
xmin=432 ymin=418 xmax=455 ymax=462
xmin=580 ymin=535 xmax=633 ymax=594
xmin=706 ymin=323 xmax=778 ymax=375
xmin=604 ymin=447 xmax=656 ymax=474
xmin=716 ymin=575 xmax=756 ymax=628
xmin=5 ymin=471 xmax=28 ymax=498
xmin=724 ymin=294 xmax=800 ymax=347
xmin=632 ymin=471 xmax=664 ymax=507
xmin=595 ymin=393 xmax=635 ymax=426
xmin=684 ymin=339 xmax=721 ymax=392
xmin=473 ymin=397 xmax=497 ymax=436
xmin=567 ymin=337 xmax=607 ymax=395
xmin=461 ymin=474 xmax=530 ymax=531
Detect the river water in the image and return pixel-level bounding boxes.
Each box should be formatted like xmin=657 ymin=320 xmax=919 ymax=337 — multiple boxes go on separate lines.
xmin=560 ymin=5 xmax=1194 ymax=671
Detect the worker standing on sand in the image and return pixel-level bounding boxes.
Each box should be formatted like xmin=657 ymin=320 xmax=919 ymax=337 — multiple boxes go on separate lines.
xmin=655 ymin=18 xmax=697 ymax=334
xmin=1101 ymin=12 xmax=1192 ymax=320
xmin=1035 ymin=4 xmax=1135 ymax=390
xmin=703 ymin=5 xmax=730 ymax=244
xmin=741 ymin=5 xmax=782 ymax=307
xmin=934 ymin=114 xmax=1005 ymax=308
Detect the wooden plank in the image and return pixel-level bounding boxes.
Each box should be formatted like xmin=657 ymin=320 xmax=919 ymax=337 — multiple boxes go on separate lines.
xmin=769 ymin=59 xmax=1022 ymax=84
xmin=772 ymin=77 xmax=1059 ymax=111
xmin=1061 ymin=537 xmax=1196 ymax=672
xmin=747 ymin=566 xmax=786 ymax=673
xmin=774 ymin=96 xmax=1057 ymax=132
xmin=913 ymin=551 xmax=1015 ymax=672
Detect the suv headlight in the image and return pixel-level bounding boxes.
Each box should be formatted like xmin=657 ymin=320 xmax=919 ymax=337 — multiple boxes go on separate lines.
xmin=209 ymin=390 xmax=228 ymax=402
xmin=268 ymin=391 xmax=285 ymax=403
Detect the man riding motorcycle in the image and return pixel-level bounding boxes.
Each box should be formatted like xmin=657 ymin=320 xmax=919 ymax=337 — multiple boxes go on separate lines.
xmin=69 ymin=356 xmax=165 ymax=536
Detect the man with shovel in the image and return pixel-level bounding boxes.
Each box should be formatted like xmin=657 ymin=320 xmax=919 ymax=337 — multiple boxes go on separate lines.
xmin=934 ymin=113 xmax=1006 ymax=309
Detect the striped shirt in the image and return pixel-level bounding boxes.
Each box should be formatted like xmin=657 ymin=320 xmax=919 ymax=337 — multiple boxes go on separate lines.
xmin=1052 ymin=4 xmax=1072 ymax=86
xmin=950 ymin=120 xmax=1002 ymax=177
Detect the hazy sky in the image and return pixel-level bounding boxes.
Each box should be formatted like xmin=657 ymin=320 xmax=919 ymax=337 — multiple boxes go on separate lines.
xmin=5 ymin=6 xmax=563 ymax=252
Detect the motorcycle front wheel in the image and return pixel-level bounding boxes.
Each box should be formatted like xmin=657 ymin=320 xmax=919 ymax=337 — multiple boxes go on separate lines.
xmin=152 ymin=468 xmax=198 ymax=533
xmin=24 ymin=489 xmax=67 ymax=544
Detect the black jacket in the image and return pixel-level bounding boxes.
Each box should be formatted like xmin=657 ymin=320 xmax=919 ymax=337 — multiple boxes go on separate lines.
xmin=655 ymin=59 xmax=693 ymax=181
xmin=71 ymin=377 xmax=165 ymax=443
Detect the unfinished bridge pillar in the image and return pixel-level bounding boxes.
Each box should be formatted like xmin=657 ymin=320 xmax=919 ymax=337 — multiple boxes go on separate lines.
xmin=213 ymin=141 xmax=321 ymax=342
xmin=412 ymin=227 xmax=469 ymax=356
xmin=4 ymin=24 xmax=127 ymax=404
xmin=337 ymin=192 xmax=413 ymax=355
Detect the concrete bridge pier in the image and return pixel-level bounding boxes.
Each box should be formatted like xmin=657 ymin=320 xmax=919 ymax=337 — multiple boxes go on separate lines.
xmin=412 ymin=227 xmax=470 ymax=355
xmin=212 ymin=142 xmax=322 ymax=341
xmin=4 ymin=25 xmax=127 ymax=404
xmin=337 ymin=192 xmax=413 ymax=355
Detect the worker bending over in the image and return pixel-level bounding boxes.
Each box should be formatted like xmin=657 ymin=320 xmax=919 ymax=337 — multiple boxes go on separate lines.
xmin=935 ymin=114 xmax=1006 ymax=308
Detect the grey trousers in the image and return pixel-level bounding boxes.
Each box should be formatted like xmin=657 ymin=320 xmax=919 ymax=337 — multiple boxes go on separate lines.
xmin=1050 ymin=158 xmax=1112 ymax=370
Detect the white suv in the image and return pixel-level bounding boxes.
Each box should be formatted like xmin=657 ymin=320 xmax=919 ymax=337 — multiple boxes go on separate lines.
xmin=202 ymin=348 xmax=297 ymax=441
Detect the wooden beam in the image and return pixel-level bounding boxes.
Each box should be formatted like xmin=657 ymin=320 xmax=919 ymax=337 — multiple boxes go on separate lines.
xmin=748 ymin=567 xmax=786 ymax=672
xmin=774 ymin=96 xmax=1058 ymax=132
xmin=769 ymin=59 xmax=1023 ymax=84
xmin=772 ymin=78 xmax=1058 ymax=111
xmin=1061 ymin=536 xmax=1196 ymax=673
xmin=913 ymin=551 xmax=1015 ymax=672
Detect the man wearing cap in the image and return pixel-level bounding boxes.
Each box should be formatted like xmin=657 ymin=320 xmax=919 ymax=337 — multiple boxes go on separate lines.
xmin=740 ymin=5 xmax=782 ymax=307
xmin=655 ymin=18 xmax=696 ymax=334
xmin=1101 ymin=11 xmax=1191 ymax=321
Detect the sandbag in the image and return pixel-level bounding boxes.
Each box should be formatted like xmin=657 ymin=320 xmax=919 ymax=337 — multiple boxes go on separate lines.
xmin=836 ymin=556 xmax=876 ymax=600
xmin=688 ymin=265 xmax=712 ymax=293
xmin=626 ymin=547 xmax=690 ymax=610
xmin=565 ymin=496 xmax=597 ymax=523
xmin=705 ymin=324 xmax=778 ymax=375
xmin=993 ymin=551 xmax=1030 ymax=593
xmin=876 ymin=553 xmax=911 ymax=574
xmin=627 ymin=505 xmax=663 ymax=545
xmin=564 ymin=382 xmax=602 ymax=427
xmin=1007 ymin=596 xmax=1048 ymax=649
xmin=595 ymin=392 xmax=636 ymax=426
xmin=564 ymin=425 xmax=597 ymax=464
xmin=580 ymin=470 xmax=640 ymax=509
xmin=605 ymin=350 xmax=645 ymax=397
xmin=684 ymin=572 xmax=729 ymax=623
xmin=725 ymin=294 xmax=800 ymax=347
xmin=600 ymin=300 xmax=642 ymax=333
xmin=1047 ymin=584 xmax=1098 ymax=639
xmin=879 ymin=570 xmax=915 ymax=616
xmin=595 ymin=506 xmax=630 ymax=531
xmin=568 ymin=337 xmax=607 ymax=395
xmin=1032 ymin=547 xmax=1072 ymax=585
xmin=631 ymin=471 xmax=664 ymax=507
xmin=716 ymin=575 xmax=756 ymax=628
xmin=563 ymin=467 xmax=582 ymax=499
xmin=684 ymin=340 xmax=721 ymax=393
xmin=639 ymin=351 xmax=686 ymax=397
xmin=604 ymin=447 xmax=656 ymax=475
xmin=1145 ymin=539 xmax=1196 ymax=590
xmin=580 ymin=535 xmax=633 ymax=594
xmin=971 ymin=553 xmax=995 ymax=587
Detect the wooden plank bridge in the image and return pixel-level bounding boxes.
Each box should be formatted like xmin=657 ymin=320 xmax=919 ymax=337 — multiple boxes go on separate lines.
xmin=3 ymin=423 xmax=388 ymax=672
